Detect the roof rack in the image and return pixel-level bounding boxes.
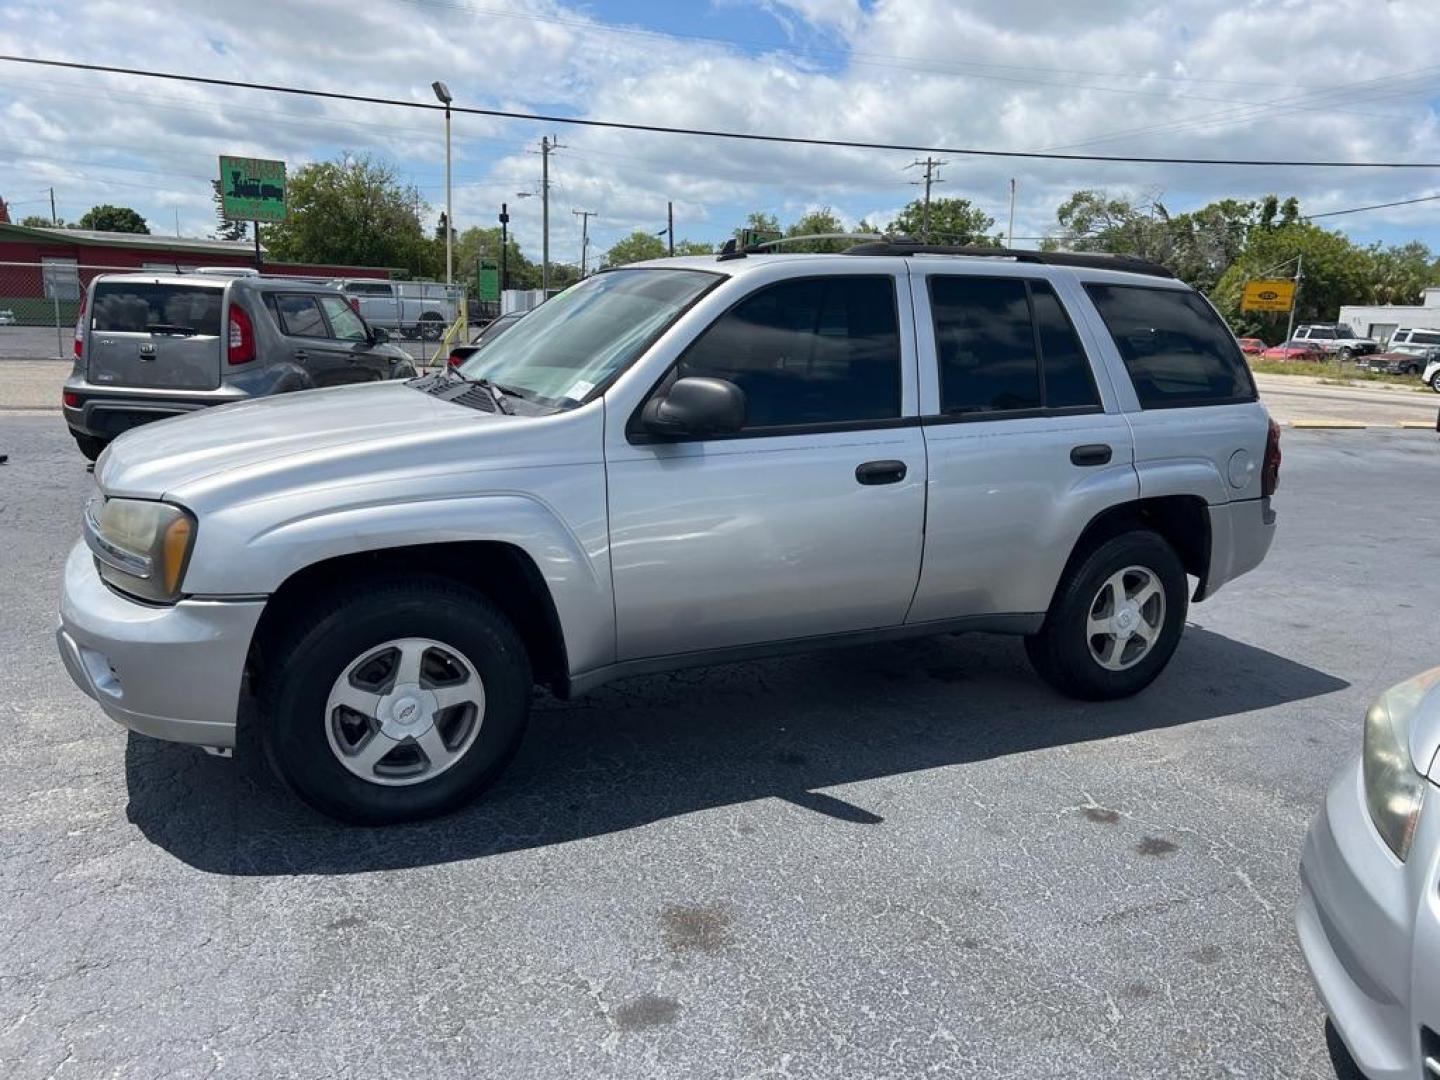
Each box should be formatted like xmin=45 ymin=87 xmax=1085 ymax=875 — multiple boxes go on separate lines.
xmin=841 ymin=240 xmax=1176 ymax=279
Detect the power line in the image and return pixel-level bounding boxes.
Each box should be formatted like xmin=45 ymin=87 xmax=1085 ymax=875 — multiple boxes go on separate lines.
xmin=3 ymin=54 xmax=1439 ymax=169
xmin=1304 ymin=192 xmax=1440 ymax=220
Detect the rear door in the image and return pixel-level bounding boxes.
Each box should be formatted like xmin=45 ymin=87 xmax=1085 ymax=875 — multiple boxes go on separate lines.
xmin=86 ymin=280 xmax=223 ymax=389
xmin=907 ymin=268 xmax=1137 ymax=623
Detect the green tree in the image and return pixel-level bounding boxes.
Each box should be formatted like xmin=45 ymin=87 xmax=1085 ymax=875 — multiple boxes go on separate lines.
xmin=19 ymin=214 xmax=58 ymax=228
xmin=262 ymin=154 xmax=431 ymax=273
xmin=1213 ymin=223 xmax=1372 ymax=338
xmin=887 ymin=197 xmax=999 ymax=245
xmin=453 ymin=225 xmax=536 ymax=290
xmin=1042 ymin=189 xmax=1168 ymax=259
xmin=674 ymin=239 xmax=714 ymax=256
xmin=77 ymin=204 xmax=149 ymax=234
xmin=784 ymin=207 xmax=848 ymax=252
xmin=1363 ymin=241 xmax=1438 ymax=305
xmin=209 ymin=180 xmax=247 ymax=242
xmin=604 ymin=230 xmax=667 ymax=267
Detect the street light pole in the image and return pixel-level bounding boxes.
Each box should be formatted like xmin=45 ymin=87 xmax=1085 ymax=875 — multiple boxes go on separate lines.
xmin=431 ymin=81 xmax=454 ymax=286
xmin=498 ymin=202 xmax=509 ymax=296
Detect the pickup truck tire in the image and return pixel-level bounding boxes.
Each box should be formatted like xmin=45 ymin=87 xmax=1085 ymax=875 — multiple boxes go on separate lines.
xmin=72 ymin=433 xmax=108 ymax=461
xmin=418 ymin=313 xmax=445 ymax=341
xmin=1431 ymin=372 xmax=1440 ymax=393
xmin=1024 ymin=529 xmax=1188 ymax=701
xmin=259 ymin=577 xmax=532 ymax=825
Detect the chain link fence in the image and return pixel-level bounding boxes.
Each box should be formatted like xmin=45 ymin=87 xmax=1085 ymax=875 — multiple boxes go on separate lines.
xmin=0 ymin=261 xmax=470 ymax=365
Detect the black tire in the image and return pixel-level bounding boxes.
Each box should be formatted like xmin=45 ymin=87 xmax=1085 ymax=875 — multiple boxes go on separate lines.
xmin=72 ymin=432 xmax=107 ymax=461
xmin=1024 ymin=529 xmax=1188 ymax=701
xmin=1431 ymin=372 xmax=1440 ymax=393
xmin=1338 ymin=347 xmax=1353 ymax=361
xmin=418 ymin=314 xmax=445 ymax=341
xmin=259 ymin=576 xmax=532 ymax=825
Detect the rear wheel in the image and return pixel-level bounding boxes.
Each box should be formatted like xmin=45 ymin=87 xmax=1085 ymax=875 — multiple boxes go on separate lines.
xmin=71 ymin=432 xmax=107 ymax=461
xmin=418 ymin=313 xmax=445 ymax=341
xmin=1431 ymin=372 xmax=1440 ymax=393
xmin=1025 ymin=529 xmax=1188 ymax=700
xmin=260 ymin=577 xmax=532 ymax=824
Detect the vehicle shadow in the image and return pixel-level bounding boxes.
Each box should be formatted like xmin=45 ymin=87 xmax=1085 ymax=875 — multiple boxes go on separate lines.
xmin=124 ymin=626 xmax=1348 ymax=876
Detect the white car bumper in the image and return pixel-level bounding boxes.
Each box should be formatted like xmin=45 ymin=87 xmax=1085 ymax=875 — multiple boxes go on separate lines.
xmin=1297 ymin=755 xmax=1440 ymax=1079
xmin=56 ymin=542 xmax=264 ymax=749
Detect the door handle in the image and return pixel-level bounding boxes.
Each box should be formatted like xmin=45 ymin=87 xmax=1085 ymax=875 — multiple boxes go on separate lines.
xmin=1070 ymin=443 xmax=1113 ymax=467
xmin=855 ymin=459 xmax=908 ymax=485
xmin=293 ymin=349 xmax=309 ymax=361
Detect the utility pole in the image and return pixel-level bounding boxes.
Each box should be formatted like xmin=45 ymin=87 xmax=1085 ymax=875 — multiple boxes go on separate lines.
xmin=537 ymin=135 xmax=564 ymax=294
xmin=666 ymin=201 xmax=674 ymax=257
xmin=1285 ymin=253 xmax=1304 ymax=346
xmin=49 ymin=187 xmax=56 ymax=226
xmin=573 ymin=209 xmax=597 ymax=276
xmin=906 ymin=157 xmax=946 ymax=241
xmin=1007 ymin=179 xmax=1017 ymax=249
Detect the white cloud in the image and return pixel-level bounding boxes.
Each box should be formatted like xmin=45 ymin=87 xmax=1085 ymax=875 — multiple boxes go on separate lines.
xmin=0 ymin=0 xmax=1437 ymax=253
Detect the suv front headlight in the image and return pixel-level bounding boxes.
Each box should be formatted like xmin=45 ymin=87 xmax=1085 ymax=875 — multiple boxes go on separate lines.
xmin=1363 ymin=669 xmax=1440 ymax=860
xmin=84 ymin=496 xmax=197 ymax=603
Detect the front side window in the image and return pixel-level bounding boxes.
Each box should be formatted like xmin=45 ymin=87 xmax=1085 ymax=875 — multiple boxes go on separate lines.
xmin=673 ymin=275 xmax=901 ymax=430
xmin=930 ymin=276 xmax=1099 ymax=415
xmin=319 ymin=295 xmax=368 ymax=341
xmin=274 ymin=294 xmax=327 ymax=338
xmin=459 ymin=268 xmax=718 ymax=407
xmin=1086 ymin=284 xmax=1257 ymax=408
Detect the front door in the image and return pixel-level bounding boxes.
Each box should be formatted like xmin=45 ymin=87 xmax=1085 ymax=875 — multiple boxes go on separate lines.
xmin=318 ymin=295 xmax=391 ymax=382
xmin=605 ymin=272 xmax=927 ymax=661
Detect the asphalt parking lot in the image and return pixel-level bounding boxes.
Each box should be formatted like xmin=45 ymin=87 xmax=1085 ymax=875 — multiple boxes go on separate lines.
xmin=1 ymin=414 xmax=1436 ymax=1078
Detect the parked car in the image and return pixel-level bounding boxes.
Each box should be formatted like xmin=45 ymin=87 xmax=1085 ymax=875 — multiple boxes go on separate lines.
xmin=1356 ymin=347 xmax=1439 ymax=376
xmin=1425 ymin=355 xmax=1440 ymax=393
xmin=1386 ymin=326 xmax=1440 ymax=360
xmin=58 ymin=243 xmax=1280 ymax=823
xmin=0 ymin=309 xmax=16 ymax=326
xmin=1293 ymin=323 xmax=1379 ymax=359
xmin=1236 ymin=337 xmax=1266 ymax=356
xmin=63 ymin=273 xmax=417 ymax=460
xmin=329 ymin=278 xmax=461 ymax=341
xmin=1261 ymin=340 xmax=1325 ymax=361
xmin=1297 ymin=666 xmax=1440 ymax=1080
xmin=446 ymin=310 xmax=526 ymax=367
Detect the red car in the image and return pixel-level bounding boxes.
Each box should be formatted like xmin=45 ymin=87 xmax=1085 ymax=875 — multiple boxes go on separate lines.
xmin=1236 ymin=337 xmax=1266 ymax=355
xmin=1261 ymin=340 xmax=1324 ymax=361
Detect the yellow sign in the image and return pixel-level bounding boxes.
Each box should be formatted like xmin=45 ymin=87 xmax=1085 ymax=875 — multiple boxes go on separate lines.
xmin=1241 ymin=279 xmax=1296 ymax=313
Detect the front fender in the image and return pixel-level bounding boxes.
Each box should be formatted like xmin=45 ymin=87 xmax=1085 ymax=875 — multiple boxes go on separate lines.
xmin=183 ymin=487 xmax=615 ymax=674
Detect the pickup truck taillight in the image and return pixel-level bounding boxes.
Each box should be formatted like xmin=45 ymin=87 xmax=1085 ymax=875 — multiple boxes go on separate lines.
xmin=228 ymin=303 xmax=255 ymax=364
xmin=447 ymin=351 xmax=464 ymax=368
xmin=1261 ymin=418 xmax=1282 ymax=497
xmin=348 ymin=296 xmax=361 ymax=315
xmin=73 ymin=288 xmax=87 ymax=359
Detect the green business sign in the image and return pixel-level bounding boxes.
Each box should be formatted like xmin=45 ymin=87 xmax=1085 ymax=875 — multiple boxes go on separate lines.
xmin=477 ymin=265 xmax=499 ymax=302
xmin=219 ymin=156 xmax=287 ymax=223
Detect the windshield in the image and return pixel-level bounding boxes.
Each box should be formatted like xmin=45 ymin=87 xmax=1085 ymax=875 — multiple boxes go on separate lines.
xmin=458 ymin=268 xmax=719 ymax=406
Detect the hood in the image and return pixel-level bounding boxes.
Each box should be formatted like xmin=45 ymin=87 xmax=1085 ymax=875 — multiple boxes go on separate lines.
xmin=97 ymin=381 xmax=483 ymax=499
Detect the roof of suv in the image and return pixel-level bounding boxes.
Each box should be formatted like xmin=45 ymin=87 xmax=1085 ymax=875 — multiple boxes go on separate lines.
xmin=92 ymin=272 xmax=342 ymax=294
xmin=629 ymin=246 xmax=1185 ymax=288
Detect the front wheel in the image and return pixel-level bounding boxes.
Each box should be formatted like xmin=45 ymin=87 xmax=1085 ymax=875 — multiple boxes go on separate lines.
xmin=260 ymin=578 xmax=532 ymax=824
xmin=1338 ymin=347 xmax=1354 ymax=361
xmin=1431 ymin=372 xmax=1440 ymax=393
xmin=1025 ymin=529 xmax=1188 ymax=700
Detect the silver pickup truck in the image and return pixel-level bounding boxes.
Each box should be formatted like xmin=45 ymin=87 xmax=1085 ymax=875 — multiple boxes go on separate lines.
xmin=58 ymin=243 xmax=1279 ymax=823
xmin=329 ymin=278 xmax=461 ymax=340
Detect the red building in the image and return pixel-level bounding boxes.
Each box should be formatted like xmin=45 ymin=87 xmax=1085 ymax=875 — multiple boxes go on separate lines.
xmin=0 ymin=221 xmax=394 ymax=314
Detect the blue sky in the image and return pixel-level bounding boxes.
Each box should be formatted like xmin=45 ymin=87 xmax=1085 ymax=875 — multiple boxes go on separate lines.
xmin=1 ymin=0 xmax=1437 ymax=266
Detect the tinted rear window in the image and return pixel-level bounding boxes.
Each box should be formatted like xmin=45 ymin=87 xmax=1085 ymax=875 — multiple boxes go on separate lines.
xmin=1085 ymin=284 xmax=1256 ymax=408
xmin=92 ymin=283 xmax=223 ymax=336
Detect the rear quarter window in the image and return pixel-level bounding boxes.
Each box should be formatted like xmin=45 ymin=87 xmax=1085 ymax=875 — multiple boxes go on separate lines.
xmin=91 ymin=283 xmax=223 ymax=336
xmin=1085 ymin=284 xmax=1257 ymax=408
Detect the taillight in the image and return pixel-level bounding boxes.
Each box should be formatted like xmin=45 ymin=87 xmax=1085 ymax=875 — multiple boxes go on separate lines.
xmin=348 ymin=296 xmax=361 ymax=315
xmin=447 ymin=351 xmax=464 ymax=368
xmin=62 ymin=391 xmax=79 ymax=408
xmin=73 ymin=288 xmax=87 ymax=359
xmin=228 ymin=303 xmax=255 ymax=365
xmin=1261 ymin=418 xmax=1282 ymax=497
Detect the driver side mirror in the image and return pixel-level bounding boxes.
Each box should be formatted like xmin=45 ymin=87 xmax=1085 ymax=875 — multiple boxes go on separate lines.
xmin=369 ymin=325 xmax=391 ymax=345
xmin=641 ymin=376 xmax=746 ymax=438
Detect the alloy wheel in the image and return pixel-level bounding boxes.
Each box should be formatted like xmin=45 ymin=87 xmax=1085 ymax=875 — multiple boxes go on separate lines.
xmin=1086 ymin=566 xmax=1166 ymax=672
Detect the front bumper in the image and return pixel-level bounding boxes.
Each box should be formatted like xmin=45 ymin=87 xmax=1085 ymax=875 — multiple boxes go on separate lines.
xmin=1297 ymin=756 xmax=1440 ymax=1080
xmin=63 ymin=375 xmax=247 ymax=440
xmin=56 ymin=542 xmax=264 ymax=748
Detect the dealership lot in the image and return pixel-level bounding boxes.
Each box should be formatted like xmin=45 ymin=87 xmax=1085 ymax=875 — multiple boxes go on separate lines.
xmin=1 ymin=414 xmax=1436 ymax=1078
